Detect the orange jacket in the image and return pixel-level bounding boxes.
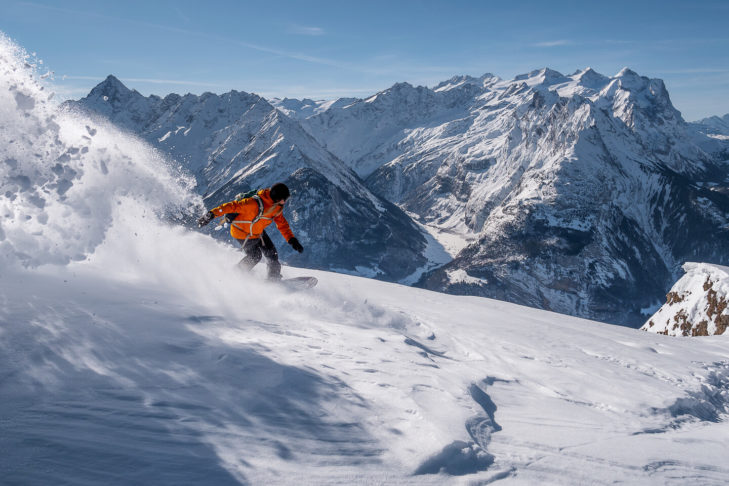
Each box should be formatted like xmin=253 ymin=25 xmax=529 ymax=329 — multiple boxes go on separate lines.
xmin=210 ymin=188 xmax=295 ymax=242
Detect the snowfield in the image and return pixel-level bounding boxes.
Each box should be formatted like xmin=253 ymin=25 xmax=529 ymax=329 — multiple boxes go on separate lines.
xmin=4 ymin=252 xmax=729 ymax=485
xmin=2 ymin=33 xmax=729 ymax=485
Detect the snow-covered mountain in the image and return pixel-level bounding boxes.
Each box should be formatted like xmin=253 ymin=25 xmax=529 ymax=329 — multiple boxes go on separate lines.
xmin=643 ymin=262 xmax=729 ymax=336
xmin=4 ymin=33 xmax=729 ymax=486
xmin=690 ymin=113 xmax=729 ymax=156
xmin=693 ymin=113 xmax=729 ymax=138
xmin=269 ymin=96 xmax=359 ymax=120
xmin=299 ymin=68 xmax=729 ymax=325
xmin=70 ymin=66 xmax=729 ymax=326
xmin=67 ymin=77 xmax=427 ymax=281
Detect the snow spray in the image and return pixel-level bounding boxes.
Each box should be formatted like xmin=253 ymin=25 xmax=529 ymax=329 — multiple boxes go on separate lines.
xmin=0 ymin=33 xmax=416 ymax=331
xmin=0 ymin=32 xmax=199 ymax=268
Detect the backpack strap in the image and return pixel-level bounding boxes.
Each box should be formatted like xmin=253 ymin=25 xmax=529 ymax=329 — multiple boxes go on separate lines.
xmin=231 ymin=195 xmax=266 ymax=243
xmin=223 ymin=189 xmax=260 ymax=224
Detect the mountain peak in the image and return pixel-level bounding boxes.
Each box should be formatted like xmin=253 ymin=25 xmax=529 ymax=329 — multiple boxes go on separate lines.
xmin=389 ymin=81 xmax=416 ymax=91
xmin=433 ymin=74 xmax=496 ymax=92
xmin=612 ymin=68 xmax=673 ymax=105
xmin=86 ymin=74 xmax=135 ymax=103
xmin=616 ymin=67 xmax=639 ymax=78
xmin=692 ymin=112 xmax=729 ymax=135
xmin=571 ymin=67 xmax=609 ymax=89
xmin=98 ymin=74 xmax=130 ymax=93
xmin=575 ymin=66 xmax=600 ymax=78
xmin=541 ymin=67 xmax=565 ymax=78
xmin=363 ymin=81 xmax=419 ymax=103
xmin=513 ymin=68 xmax=569 ymax=87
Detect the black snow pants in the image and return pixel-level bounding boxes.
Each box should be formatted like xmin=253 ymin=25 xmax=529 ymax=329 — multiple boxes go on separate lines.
xmin=237 ymin=230 xmax=282 ymax=280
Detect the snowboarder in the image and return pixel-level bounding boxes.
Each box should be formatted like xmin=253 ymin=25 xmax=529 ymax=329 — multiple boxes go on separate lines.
xmin=197 ymin=183 xmax=304 ymax=280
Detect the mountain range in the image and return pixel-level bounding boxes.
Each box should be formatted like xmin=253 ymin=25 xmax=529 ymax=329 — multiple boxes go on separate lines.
xmin=67 ymin=69 xmax=729 ymax=326
xmin=67 ymin=76 xmax=427 ymax=281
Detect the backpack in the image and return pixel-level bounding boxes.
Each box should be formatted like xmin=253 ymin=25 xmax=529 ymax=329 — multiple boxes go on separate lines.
xmin=223 ymin=188 xmax=262 ymax=224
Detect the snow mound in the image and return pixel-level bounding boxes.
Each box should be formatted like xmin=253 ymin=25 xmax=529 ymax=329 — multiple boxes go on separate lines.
xmin=643 ymin=262 xmax=729 ymax=336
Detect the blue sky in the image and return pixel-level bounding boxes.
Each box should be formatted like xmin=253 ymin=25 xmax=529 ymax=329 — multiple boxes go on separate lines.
xmin=2 ymin=0 xmax=728 ymax=120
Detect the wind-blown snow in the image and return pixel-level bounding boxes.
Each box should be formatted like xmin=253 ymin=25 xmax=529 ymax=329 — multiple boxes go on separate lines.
xmin=3 ymin=34 xmax=729 ymax=485
xmin=0 ymin=34 xmax=198 ymax=268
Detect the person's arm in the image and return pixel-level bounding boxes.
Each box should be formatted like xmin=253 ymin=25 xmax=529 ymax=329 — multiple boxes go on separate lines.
xmin=273 ymin=211 xmax=294 ymax=241
xmin=210 ymin=200 xmax=247 ymax=217
xmin=274 ymin=212 xmax=303 ymax=252
xmin=197 ymin=200 xmax=248 ymax=227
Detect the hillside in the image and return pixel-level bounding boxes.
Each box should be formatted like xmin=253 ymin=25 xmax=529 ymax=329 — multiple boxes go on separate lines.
xmin=693 ymin=113 xmax=729 ymax=138
xmin=3 ymin=33 xmax=729 ymax=485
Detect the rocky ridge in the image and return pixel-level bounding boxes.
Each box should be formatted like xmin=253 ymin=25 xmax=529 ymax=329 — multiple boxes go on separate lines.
xmin=643 ymin=263 xmax=729 ymax=336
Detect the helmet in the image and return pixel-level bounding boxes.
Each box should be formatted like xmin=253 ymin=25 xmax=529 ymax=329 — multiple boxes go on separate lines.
xmin=269 ymin=182 xmax=290 ymax=202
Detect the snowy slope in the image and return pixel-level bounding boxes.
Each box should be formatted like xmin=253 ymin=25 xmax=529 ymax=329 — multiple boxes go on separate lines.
xmin=67 ymin=77 xmax=428 ymax=281
xmin=6 ymin=260 xmax=729 ymax=485
xmin=643 ymin=262 xmax=729 ymax=336
xmin=3 ymin=35 xmax=729 ymax=485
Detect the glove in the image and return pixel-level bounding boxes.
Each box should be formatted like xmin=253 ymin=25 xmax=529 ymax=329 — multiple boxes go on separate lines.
xmin=197 ymin=211 xmax=215 ymax=227
xmin=288 ymin=237 xmax=304 ymax=253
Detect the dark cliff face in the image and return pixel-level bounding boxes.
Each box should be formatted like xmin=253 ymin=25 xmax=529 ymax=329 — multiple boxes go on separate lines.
xmin=281 ymin=169 xmax=426 ymax=280
xmin=418 ymin=170 xmax=729 ymax=327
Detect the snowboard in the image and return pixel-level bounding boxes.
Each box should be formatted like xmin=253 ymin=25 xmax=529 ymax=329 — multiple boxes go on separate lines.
xmin=278 ymin=276 xmax=318 ymax=291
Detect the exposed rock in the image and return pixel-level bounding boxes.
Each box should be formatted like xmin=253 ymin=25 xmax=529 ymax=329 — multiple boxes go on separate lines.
xmin=643 ymin=263 xmax=729 ymax=336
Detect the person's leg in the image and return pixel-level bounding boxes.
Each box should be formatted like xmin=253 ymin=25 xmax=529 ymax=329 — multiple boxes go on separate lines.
xmin=259 ymin=231 xmax=282 ymax=280
xmin=237 ymin=238 xmax=262 ymax=272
